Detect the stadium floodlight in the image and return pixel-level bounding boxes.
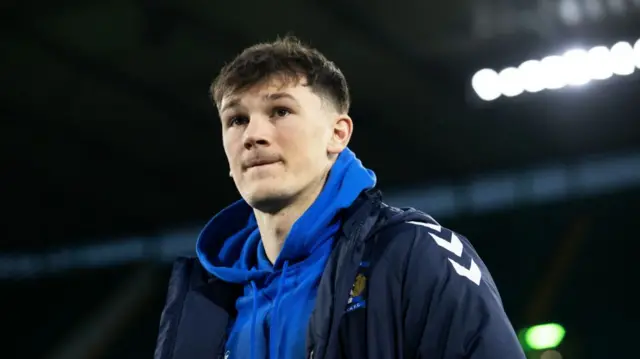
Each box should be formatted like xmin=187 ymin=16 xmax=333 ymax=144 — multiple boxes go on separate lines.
xmin=521 ymin=323 xmax=566 ymax=350
xmin=539 ymin=55 xmax=567 ymax=90
xmin=587 ymin=46 xmax=614 ymax=80
xmin=471 ymin=69 xmax=501 ymax=101
xmin=610 ymin=41 xmax=635 ymax=75
xmin=563 ymin=49 xmax=590 ymax=86
xmin=471 ymin=37 xmax=640 ymax=101
xmin=518 ymin=60 xmax=545 ymax=93
xmin=498 ymin=67 xmax=524 ymax=97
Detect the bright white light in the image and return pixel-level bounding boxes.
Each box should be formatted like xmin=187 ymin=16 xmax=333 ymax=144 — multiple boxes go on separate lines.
xmin=518 ymin=60 xmax=545 ymax=93
xmin=471 ymin=38 xmax=640 ymax=101
xmin=633 ymin=38 xmax=640 ymax=69
xmin=471 ymin=69 xmax=501 ymax=101
xmin=498 ymin=67 xmax=524 ymax=97
xmin=610 ymin=41 xmax=635 ymax=76
xmin=563 ymin=49 xmax=590 ymax=86
xmin=586 ymin=46 xmax=613 ymax=80
xmin=540 ymin=55 xmax=567 ymax=90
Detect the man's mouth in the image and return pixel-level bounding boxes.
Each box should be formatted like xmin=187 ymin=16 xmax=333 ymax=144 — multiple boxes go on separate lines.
xmin=244 ymin=158 xmax=281 ymax=170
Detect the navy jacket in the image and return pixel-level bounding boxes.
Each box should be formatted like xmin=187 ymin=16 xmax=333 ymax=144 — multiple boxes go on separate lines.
xmin=154 ymin=190 xmax=525 ymax=359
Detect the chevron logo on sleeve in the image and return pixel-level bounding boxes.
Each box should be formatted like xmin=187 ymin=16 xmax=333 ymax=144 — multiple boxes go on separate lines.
xmin=407 ymin=221 xmax=482 ymax=285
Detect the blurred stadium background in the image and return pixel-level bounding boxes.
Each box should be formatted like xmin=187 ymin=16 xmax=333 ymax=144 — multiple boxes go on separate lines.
xmin=2 ymin=1 xmax=640 ymax=358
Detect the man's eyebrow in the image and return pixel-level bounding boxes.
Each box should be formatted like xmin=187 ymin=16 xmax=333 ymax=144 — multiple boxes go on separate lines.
xmin=220 ymin=98 xmax=240 ymax=113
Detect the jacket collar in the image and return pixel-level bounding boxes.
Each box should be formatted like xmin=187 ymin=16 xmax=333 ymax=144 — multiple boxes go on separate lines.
xmin=339 ymin=189 xmax=383 ymax=242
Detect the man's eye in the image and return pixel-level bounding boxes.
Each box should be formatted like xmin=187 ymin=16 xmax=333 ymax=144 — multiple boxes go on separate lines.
xmin=273 ymin=107 xmax=291 ymax=117
xmin=228 ymin=116 xmax=248 ymax=127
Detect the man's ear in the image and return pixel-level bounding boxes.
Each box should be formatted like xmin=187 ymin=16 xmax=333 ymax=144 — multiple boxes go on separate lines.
xmin=327 ymin=114 xmax=353 ymax=155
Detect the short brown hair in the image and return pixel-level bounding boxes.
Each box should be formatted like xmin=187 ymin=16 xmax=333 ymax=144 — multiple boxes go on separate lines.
xmin=210 ymin=36 xmax=350 ymax=113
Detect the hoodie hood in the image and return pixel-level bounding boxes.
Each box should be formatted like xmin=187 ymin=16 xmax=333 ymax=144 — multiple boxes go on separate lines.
xmin=195 ymin=147 xmax=376 ymax=280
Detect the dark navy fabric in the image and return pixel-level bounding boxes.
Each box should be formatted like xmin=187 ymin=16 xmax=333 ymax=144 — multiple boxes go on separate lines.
xmin=155 ymin=190 xmax=526 ymax=359
xmin=194 ymin=148 xmax=376 ymax=359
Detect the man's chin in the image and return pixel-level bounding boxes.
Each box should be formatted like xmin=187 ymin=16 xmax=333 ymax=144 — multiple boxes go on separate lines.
xmin=243 ymin=189 xmax=293 ymax=214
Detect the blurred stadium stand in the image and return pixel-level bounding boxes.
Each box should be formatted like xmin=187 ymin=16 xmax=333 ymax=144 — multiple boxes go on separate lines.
xmin=2 ymin=1 xmax=639 ymax=358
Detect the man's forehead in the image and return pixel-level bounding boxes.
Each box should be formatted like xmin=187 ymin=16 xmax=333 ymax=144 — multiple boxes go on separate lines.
xmin=223 ymin=87 xmax=297 ymax=105
xmin=220 ymin=78 xmax=310 ymax=110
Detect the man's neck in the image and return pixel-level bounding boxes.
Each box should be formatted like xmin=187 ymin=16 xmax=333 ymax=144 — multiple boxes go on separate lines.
xmin=254 ymin=174 xmax=328 ymax=265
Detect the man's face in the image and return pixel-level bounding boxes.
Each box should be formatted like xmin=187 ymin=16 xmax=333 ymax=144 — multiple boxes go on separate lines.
xmin=219 ymin=77 xmax=348 ymax=212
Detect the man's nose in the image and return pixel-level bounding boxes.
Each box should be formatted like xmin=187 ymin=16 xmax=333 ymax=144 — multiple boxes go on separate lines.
xmin=243 ymin=116 xmax=271 ymax=150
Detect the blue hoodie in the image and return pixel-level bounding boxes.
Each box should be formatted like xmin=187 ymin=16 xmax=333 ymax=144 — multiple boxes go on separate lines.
xmin=195 ymin=148 xmax=376 ymax=359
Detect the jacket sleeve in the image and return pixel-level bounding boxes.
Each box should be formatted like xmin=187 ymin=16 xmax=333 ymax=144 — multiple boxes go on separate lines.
xmin=400 ymin=221 xmax=526 ymax=359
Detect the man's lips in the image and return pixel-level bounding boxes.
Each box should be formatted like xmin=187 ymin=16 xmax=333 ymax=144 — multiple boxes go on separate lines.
xmin=243 ymin=157 xmax=281 ymax=170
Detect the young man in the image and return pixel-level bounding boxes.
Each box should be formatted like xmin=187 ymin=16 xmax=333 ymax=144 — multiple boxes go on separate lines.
xmin=154 ymin=37 xmax=525 ymax=359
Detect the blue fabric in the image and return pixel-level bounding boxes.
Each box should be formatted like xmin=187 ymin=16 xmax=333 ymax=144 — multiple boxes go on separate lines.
xmin=195 ymin=148 xmax=376 ymax=359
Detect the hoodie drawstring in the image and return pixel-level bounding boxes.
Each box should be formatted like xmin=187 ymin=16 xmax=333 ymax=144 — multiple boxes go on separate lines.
xmin=270 ymin=260 xmax=290 ymax=359
xmin=249 ymin=261 xmax=289 ymax=359
xmin=250 ymin=281 xmax=258 ymax=359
